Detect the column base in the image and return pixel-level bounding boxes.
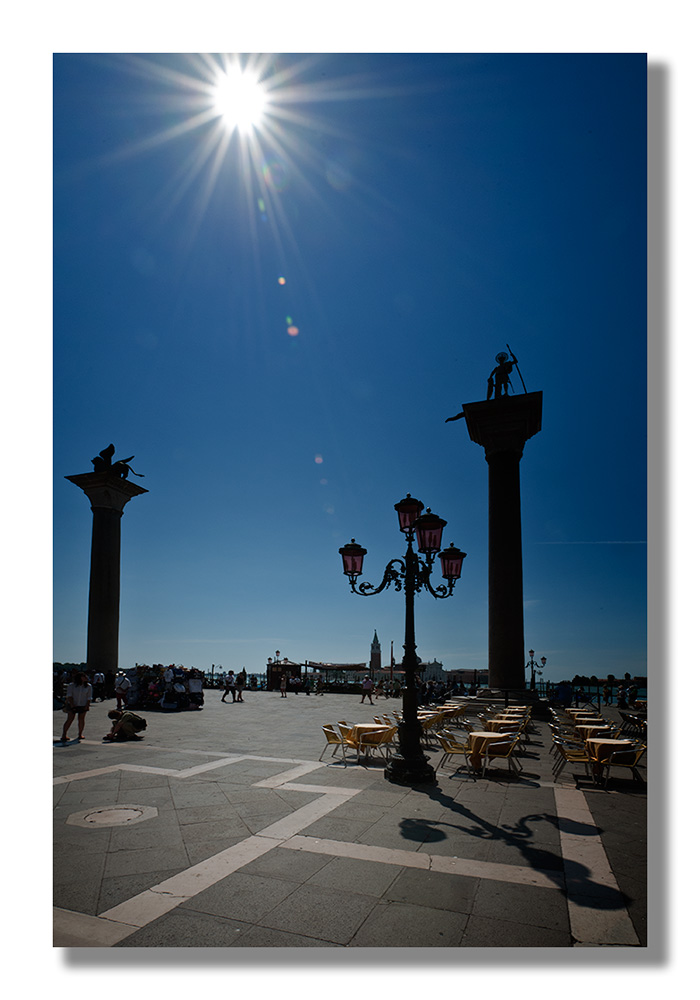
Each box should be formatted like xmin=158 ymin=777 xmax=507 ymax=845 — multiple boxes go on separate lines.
xmin=384 ymin=753 xmax=437 ymax=786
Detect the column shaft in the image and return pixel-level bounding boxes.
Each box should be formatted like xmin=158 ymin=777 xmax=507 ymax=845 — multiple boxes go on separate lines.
xmin=86 ymin=507 xmax=123 ymax=675
xmin=487 ymin=451 xmax=525 ymax=688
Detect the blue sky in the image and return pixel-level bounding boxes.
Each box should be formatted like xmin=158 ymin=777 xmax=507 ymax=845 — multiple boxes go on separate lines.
xmin=52 ymin=52 xmax=647 ymax=682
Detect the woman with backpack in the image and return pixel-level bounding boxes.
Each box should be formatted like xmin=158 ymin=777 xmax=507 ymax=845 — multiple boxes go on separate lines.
xmin=103 ymin=710 xmax=147 ymax=741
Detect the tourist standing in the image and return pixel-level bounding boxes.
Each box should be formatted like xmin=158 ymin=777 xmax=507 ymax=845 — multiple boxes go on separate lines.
xmin=280 ymin=674 xmax=287 ymax=698
xmin=360 ymin=675 xmax=374 ymax=705
xmin=92 ymin=670 xmax=105 ymax=702
xmin=114 ymin=671 xmax=131 ymax=710
xmin=60 ymin=672 xmax=92 ymax=742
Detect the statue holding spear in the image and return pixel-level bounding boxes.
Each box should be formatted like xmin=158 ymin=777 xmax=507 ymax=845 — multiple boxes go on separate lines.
xmin=487 ymin=345 xmax=527 ymax=399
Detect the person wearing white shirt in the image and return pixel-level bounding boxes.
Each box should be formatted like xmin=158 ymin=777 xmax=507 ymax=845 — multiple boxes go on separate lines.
xmin=60 ymin=673 xmax=93 ymax=742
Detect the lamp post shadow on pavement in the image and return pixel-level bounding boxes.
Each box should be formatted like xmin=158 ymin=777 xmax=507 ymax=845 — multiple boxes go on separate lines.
xmin=339 ymin=494 xmax=466 ymax=786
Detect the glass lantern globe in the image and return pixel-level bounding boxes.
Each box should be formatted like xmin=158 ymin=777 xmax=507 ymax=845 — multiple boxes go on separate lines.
xmin=338 ymin=539 xmax=367 ymax=578
xmin=414 ymin=509 xmax=447 ymax=554
xmin=394 ymin=494 xmax=424 ymax=533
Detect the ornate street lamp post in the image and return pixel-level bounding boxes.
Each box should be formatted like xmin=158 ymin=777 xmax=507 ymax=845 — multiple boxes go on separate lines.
xmin=339 ymin=494 xmax=466 ymax=785
xmin=527 ymin=649 xmax=547 ymax=692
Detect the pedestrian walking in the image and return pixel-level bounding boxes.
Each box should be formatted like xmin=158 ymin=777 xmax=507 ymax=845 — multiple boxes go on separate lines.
xmin=221 ymin=671 xmax=235 ymax=702
xmin=59 ymin=672 xmax=92 ymax=742
xmin=360 ymin=675 xmax=374 ymax=705
xmin=235 ymin=671 xmax=246 ymax=702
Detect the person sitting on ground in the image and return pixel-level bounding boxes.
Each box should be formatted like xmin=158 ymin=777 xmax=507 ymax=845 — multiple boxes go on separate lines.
xmin=103 ymin=710 xmax=146 ymax=741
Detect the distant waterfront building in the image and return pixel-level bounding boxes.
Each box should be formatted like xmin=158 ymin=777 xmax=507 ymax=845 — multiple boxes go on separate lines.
xmin=418 ymin=659 xmax=445 ymax=682
xmin=445 ymin=667 xmax=489 ymax=689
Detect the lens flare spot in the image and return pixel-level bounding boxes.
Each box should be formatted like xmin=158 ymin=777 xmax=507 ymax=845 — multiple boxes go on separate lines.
xmin=257 ymin=197 xmax=266 ymax=213
xmin=287 ymin=326 xmax=299 ymax=337
xmin=262 ymin=158 xmax=290 ymax=192
xmin=314 ymin=454 xmax=323 ymax=464
xmin=278 ymin=276 xmax=286 ymax=285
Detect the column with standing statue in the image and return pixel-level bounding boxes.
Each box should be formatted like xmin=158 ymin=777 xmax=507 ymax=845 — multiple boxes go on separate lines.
xmin=446 ymin=349 xmax=542 ymax=692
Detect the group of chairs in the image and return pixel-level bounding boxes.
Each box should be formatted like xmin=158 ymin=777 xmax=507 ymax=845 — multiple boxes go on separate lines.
xmin=319 ymin=720 xmax=398 ymax=763
xmin=430 ymin=703 xmax=531 ymax=779
xmin=618 ymin=710 xmax=648 ymax=739
xmin=434 ymin=730 xmax=524 ymax=778
xmin=548 ymin=708 xmax=646 ymax=788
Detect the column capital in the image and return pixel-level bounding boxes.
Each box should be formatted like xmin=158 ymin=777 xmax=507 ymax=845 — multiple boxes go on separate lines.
xmin=65 ymin=471 xmax=148 ymax=513
xmin=460 ymin=391 xmax=542 ymax=460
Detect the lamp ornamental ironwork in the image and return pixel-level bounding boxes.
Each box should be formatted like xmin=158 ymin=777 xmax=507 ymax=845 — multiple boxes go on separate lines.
xmin=527 ymin=649 xmax=547 ymax=691
xmin=339 ymin=494 xmax=466 ymax=785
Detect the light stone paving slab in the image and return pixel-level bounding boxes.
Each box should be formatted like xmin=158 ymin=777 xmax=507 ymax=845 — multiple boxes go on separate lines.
xmin=554 ymin=786 xmax=640 ymax=946
xmin=54 ymin=907 xmax=140 ymax=947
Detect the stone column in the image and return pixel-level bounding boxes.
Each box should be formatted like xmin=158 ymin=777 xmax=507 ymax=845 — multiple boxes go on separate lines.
xmin=459 ymin=392 xmax=542 ymax=691
xmin=65 ymin=472 xmax=148 ymax=676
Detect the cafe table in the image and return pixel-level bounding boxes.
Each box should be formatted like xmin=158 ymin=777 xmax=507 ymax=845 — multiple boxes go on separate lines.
xmin=575 ymin=724 xmax=614 ymax=740
xmin=468 ymin=731 xmax=513 ymax=772
xmin=348 ymin=723 xmax=394 ymax=759
xmin=484 ymin=719 xmax=521 ymax=732
xmin=585 ymin=737 xmax=636 ymax=780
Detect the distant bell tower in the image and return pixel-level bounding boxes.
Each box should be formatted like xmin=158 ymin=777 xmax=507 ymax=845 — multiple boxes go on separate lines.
xmin=370 ymin=630 xmax=382 ymax=677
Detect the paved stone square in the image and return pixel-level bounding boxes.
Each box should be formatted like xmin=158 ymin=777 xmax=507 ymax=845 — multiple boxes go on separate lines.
xmin=53 ymin=690 xmax=646 ymax=949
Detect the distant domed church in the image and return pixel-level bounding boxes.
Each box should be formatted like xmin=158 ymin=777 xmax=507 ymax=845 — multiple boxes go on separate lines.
xmin=370 ymin=630 xmax=381 ymax=676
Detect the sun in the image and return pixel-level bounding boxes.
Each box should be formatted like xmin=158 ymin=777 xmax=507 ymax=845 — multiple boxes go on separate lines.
xmin=211 ymin=67 xmax=269 ymax=135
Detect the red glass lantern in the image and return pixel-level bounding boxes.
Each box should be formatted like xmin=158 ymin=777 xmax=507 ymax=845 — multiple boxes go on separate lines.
xmin=414 ymin=509 xmax=447 ymax=554
xmin=439 ymin=542 xmax=466 ymax=580
xmin=394 ymin=494 xmax=424 ymax=533
xmin=339 ymin=539 xmax=367 ymax=577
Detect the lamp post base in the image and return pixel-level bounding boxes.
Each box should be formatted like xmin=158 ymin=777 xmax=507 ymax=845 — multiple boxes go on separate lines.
xmin=384 ymin=753 xmax=437 ymax=785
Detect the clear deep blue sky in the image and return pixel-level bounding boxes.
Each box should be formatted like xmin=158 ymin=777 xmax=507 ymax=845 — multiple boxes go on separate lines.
xmin=53 ymin=53 xmax=647 ymax=682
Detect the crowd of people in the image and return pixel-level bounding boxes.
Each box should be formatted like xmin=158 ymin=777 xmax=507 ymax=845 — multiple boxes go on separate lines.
xmin=54 ymin=664 xmax=207 ymax=716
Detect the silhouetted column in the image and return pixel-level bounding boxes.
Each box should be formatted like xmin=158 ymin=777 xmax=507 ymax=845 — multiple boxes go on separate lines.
xmin=65 ymin=472 xmax=148 ymax=676
xmin=460 ymin=392 xmax=542 ymax=691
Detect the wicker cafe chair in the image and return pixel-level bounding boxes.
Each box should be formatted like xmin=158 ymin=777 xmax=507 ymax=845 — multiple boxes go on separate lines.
xmin=481 ymin=738 xmax=523 ymax=778
xmin=336 ymin=723 xmax=362 ymax=761
xmin=603 ymin=744 xmax=647 ymax=789
xmin=445 ymin=705 xmax=471 ymax=729
xmin=419 ymin=713 xmax=444 ymax=746
xmin=357 ymin=726 xmax=398 ymax=760
xmin=319 ymin=725 xmax=346 ymax=762
xmin=551 ymin=738 xmax=591 ymax=781
xmin=435 ymin=732 xmax=471 ymax=772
